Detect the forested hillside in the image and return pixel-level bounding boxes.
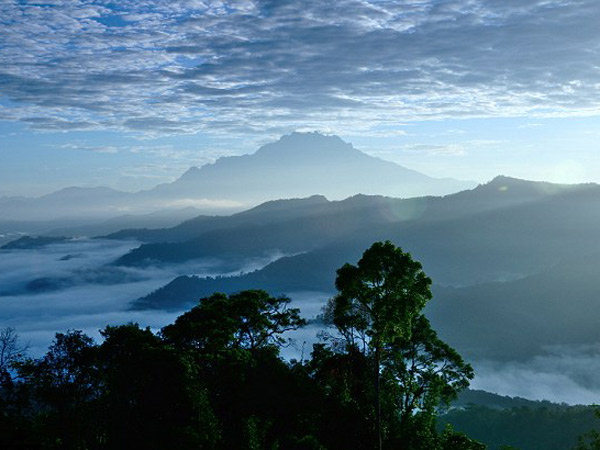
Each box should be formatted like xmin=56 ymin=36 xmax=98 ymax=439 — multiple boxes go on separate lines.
xmin=1 ymin=243 xmax=485 ymax=450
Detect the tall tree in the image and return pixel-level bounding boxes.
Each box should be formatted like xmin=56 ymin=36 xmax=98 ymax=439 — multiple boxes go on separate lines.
xmin=15 ymin=330 xmax=98 ymax=449
xmin=330 ymin=241 xmax=433 ymax=450
xmin=329 ymin=241 xmax=476 ymax=449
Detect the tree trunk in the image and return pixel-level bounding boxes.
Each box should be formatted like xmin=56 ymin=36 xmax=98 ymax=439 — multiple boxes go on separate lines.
xmin=374 ymin=344 xmax=382 ymax=450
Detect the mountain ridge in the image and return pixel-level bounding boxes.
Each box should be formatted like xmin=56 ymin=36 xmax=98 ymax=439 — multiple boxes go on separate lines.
xmin=123 ymin=175 xmax=600 ymax=364
xmin=0 ymin=132 xmax=475 ymax=223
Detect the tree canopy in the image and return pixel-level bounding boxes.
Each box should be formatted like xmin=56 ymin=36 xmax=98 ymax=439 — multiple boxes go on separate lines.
xmin=0 ymin=242 xmax=482 ymax=450
xmin=325 ymin=241 xmax=473 ymax=449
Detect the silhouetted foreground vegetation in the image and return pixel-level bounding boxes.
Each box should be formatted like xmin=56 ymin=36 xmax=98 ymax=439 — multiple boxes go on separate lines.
xmin=1 ymin=241 xmax=595 ymax=449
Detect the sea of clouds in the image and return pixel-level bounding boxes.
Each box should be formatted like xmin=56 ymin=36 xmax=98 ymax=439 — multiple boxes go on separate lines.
xmin=2 ymin=239 xmax=599 ymax=405
xmin=0 ymin=238 xmax=302 ymax=355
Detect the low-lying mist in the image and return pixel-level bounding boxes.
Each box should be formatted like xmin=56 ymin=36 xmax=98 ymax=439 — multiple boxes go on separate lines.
xmin=471 ymin=344 xmax=600 ymax=405
xmin=2 ymin=239 xmax=600 ymax=405
xmin=0 ymin=239 xmax=292 ymax=355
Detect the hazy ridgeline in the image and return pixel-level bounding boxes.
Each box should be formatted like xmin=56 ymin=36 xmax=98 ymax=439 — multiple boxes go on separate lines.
xmin=0 ymin=133 xmax=474 ymax=225
xmin=4 ymin=172 xmax=600 ymax=404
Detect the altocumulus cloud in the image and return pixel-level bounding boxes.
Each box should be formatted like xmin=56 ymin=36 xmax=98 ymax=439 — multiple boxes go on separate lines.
xmin=0 ymin=0 xmax=599 ymax=136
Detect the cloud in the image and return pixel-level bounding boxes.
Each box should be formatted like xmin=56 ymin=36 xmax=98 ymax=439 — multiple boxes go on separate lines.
xmin=0 ymin=0 xmax=599 ymax=137
xmin=3 ymin=239 xmax=599 ymax=404
xmin=0 ymin=238 xmax=306 ymax=355
xmin=472 ymin=344 xmax=600 ymax=405
xmin=20 ymin=116 xmax=100 ymax=131
xmin=60 ymin=143 xmax=119 ymax=153
xmin=400 ymin=144 xmax=467 ymax=156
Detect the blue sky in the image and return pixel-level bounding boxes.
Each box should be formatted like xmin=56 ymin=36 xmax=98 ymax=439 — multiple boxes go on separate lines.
xmin=1 ymin=0 xmax=600 ymax=196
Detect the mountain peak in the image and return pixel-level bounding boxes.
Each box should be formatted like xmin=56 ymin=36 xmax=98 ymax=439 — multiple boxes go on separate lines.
xmin=282 ymin=131 xmax=349 ymax=145
xmin=483 ymin=175 xmax=576 ymax=192
xmin=254 ymin=131 xmax=359 ymax=159
xmin=240 ymin=194 xmax=330 ymax=216
xmin=457 ymin=175 xmax=583 ymax=206
xmin=159 ymin=132 xmax=476 ymax=204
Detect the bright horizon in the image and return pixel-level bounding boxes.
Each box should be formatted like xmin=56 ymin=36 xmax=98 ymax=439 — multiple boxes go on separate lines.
xmin=1 ymin=1 xmax=600 ymax=197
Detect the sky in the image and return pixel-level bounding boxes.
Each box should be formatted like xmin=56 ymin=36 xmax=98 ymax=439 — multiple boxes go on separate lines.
xmin=1 ymin=0 xmax=600 ymax=196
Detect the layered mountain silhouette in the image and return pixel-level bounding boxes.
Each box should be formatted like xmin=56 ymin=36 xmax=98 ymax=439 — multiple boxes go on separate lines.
xmin=117 ymin=176 xmax=600 ymax=360
xmin=115 ymin=175 xmax=588 ymax=283
xmin=6 ymin=175 xmax=600 ymax=361
xmin=0 ymin=132 xmax=474 ymax=224
xmin=429 ymin=251 xmax=600 ymax=360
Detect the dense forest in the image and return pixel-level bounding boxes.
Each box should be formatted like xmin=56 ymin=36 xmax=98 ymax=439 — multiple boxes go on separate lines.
xmin=1 ymin=242 xmax=598 ymax=449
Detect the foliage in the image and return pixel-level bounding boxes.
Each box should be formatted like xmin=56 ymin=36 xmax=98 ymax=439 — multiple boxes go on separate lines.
xmin=15 ymin=330 xmax=98 ymax=449
xmin=162 ymin=290 xmax=306 ymax=355
xmin=440 ymin=425 xmax=487 ymax=450
xmin=383 ymin=315 xmax=473 ymax=423
xmin=0 ymin=245 xmax=484 ymax=450
xmin=574 ymin=407 xmax=600 ymax=450
xmin=441 ymin=404 xmax=600 ymax=450
xmin=329 ymin=241 xmax=432 ymax=350
xmin=326 ymin=241 xmax=473 ymax=449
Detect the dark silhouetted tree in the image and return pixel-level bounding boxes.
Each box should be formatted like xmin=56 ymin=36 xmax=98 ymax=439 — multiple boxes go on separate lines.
xmin=0 ymin=327 xmax=28 ymax=384
xmin=97 ymin=323 xmax=217 ymax=449
xmin=16 ymin=330 xmax=98 ymax=449
xmin=329 ymin=241 xmax=433 ymax=449
xmin=327 ymin=241 xmax=474 ymax=450
xmin=383 ymin=315 xmax=473 ymax=423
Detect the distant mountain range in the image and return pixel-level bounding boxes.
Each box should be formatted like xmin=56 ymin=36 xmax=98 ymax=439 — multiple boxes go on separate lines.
xmin=115 ymin=175 xmax=590 ymax=283
xmin=0 ymin=132 xmax=474 ymax=224
xmin=108 ymin=176 xmax=600 ymax=360
xmin=442 ymin=390 xmax=598 ymax=450
xmin=429 ymin=251 xmax=600 ymax=360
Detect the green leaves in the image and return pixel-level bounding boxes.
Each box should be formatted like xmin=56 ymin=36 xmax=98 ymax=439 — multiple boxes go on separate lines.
xmin=333 ymin=241 xmax=432 ymax=350
xmin=2 ymin=245 xmax=484 ymax=450
xmin=383 ymin=315 xmax=474 ymax=420
xmin=162 ymin=290 xmax=306 ymax=356
xmin=329 ymin=241 xmax=474 ymax=448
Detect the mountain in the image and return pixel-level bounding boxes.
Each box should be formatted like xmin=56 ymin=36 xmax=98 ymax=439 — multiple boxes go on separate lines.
xmin=0 ymin=132 xmax=475 ymax=225
xmin=0 ymin=207 xmax=204 ymax=246
xmin=428 ymin=251 xmax=600 ymax=360
xmin=44 ymin=207 xmax=204 ymax=238
xmin=440 ymin=392 xmax=597 ymax=450
xmin=111 ymin=194 xmax=414 ymax=266
xmin=146 ymin=132 xmax=475 ymax=203
xmin=124 ymin=177 xmax=600 ymax=362
xmin=115 ymin=175 xmax=587 ymax=284
xmin=0 ymin=235 xmax=71 ymax=250
xmin=0 ymin=186 xmax=134 ymax=221
xmin=106 ymin=194 xmax=333 ymax=243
